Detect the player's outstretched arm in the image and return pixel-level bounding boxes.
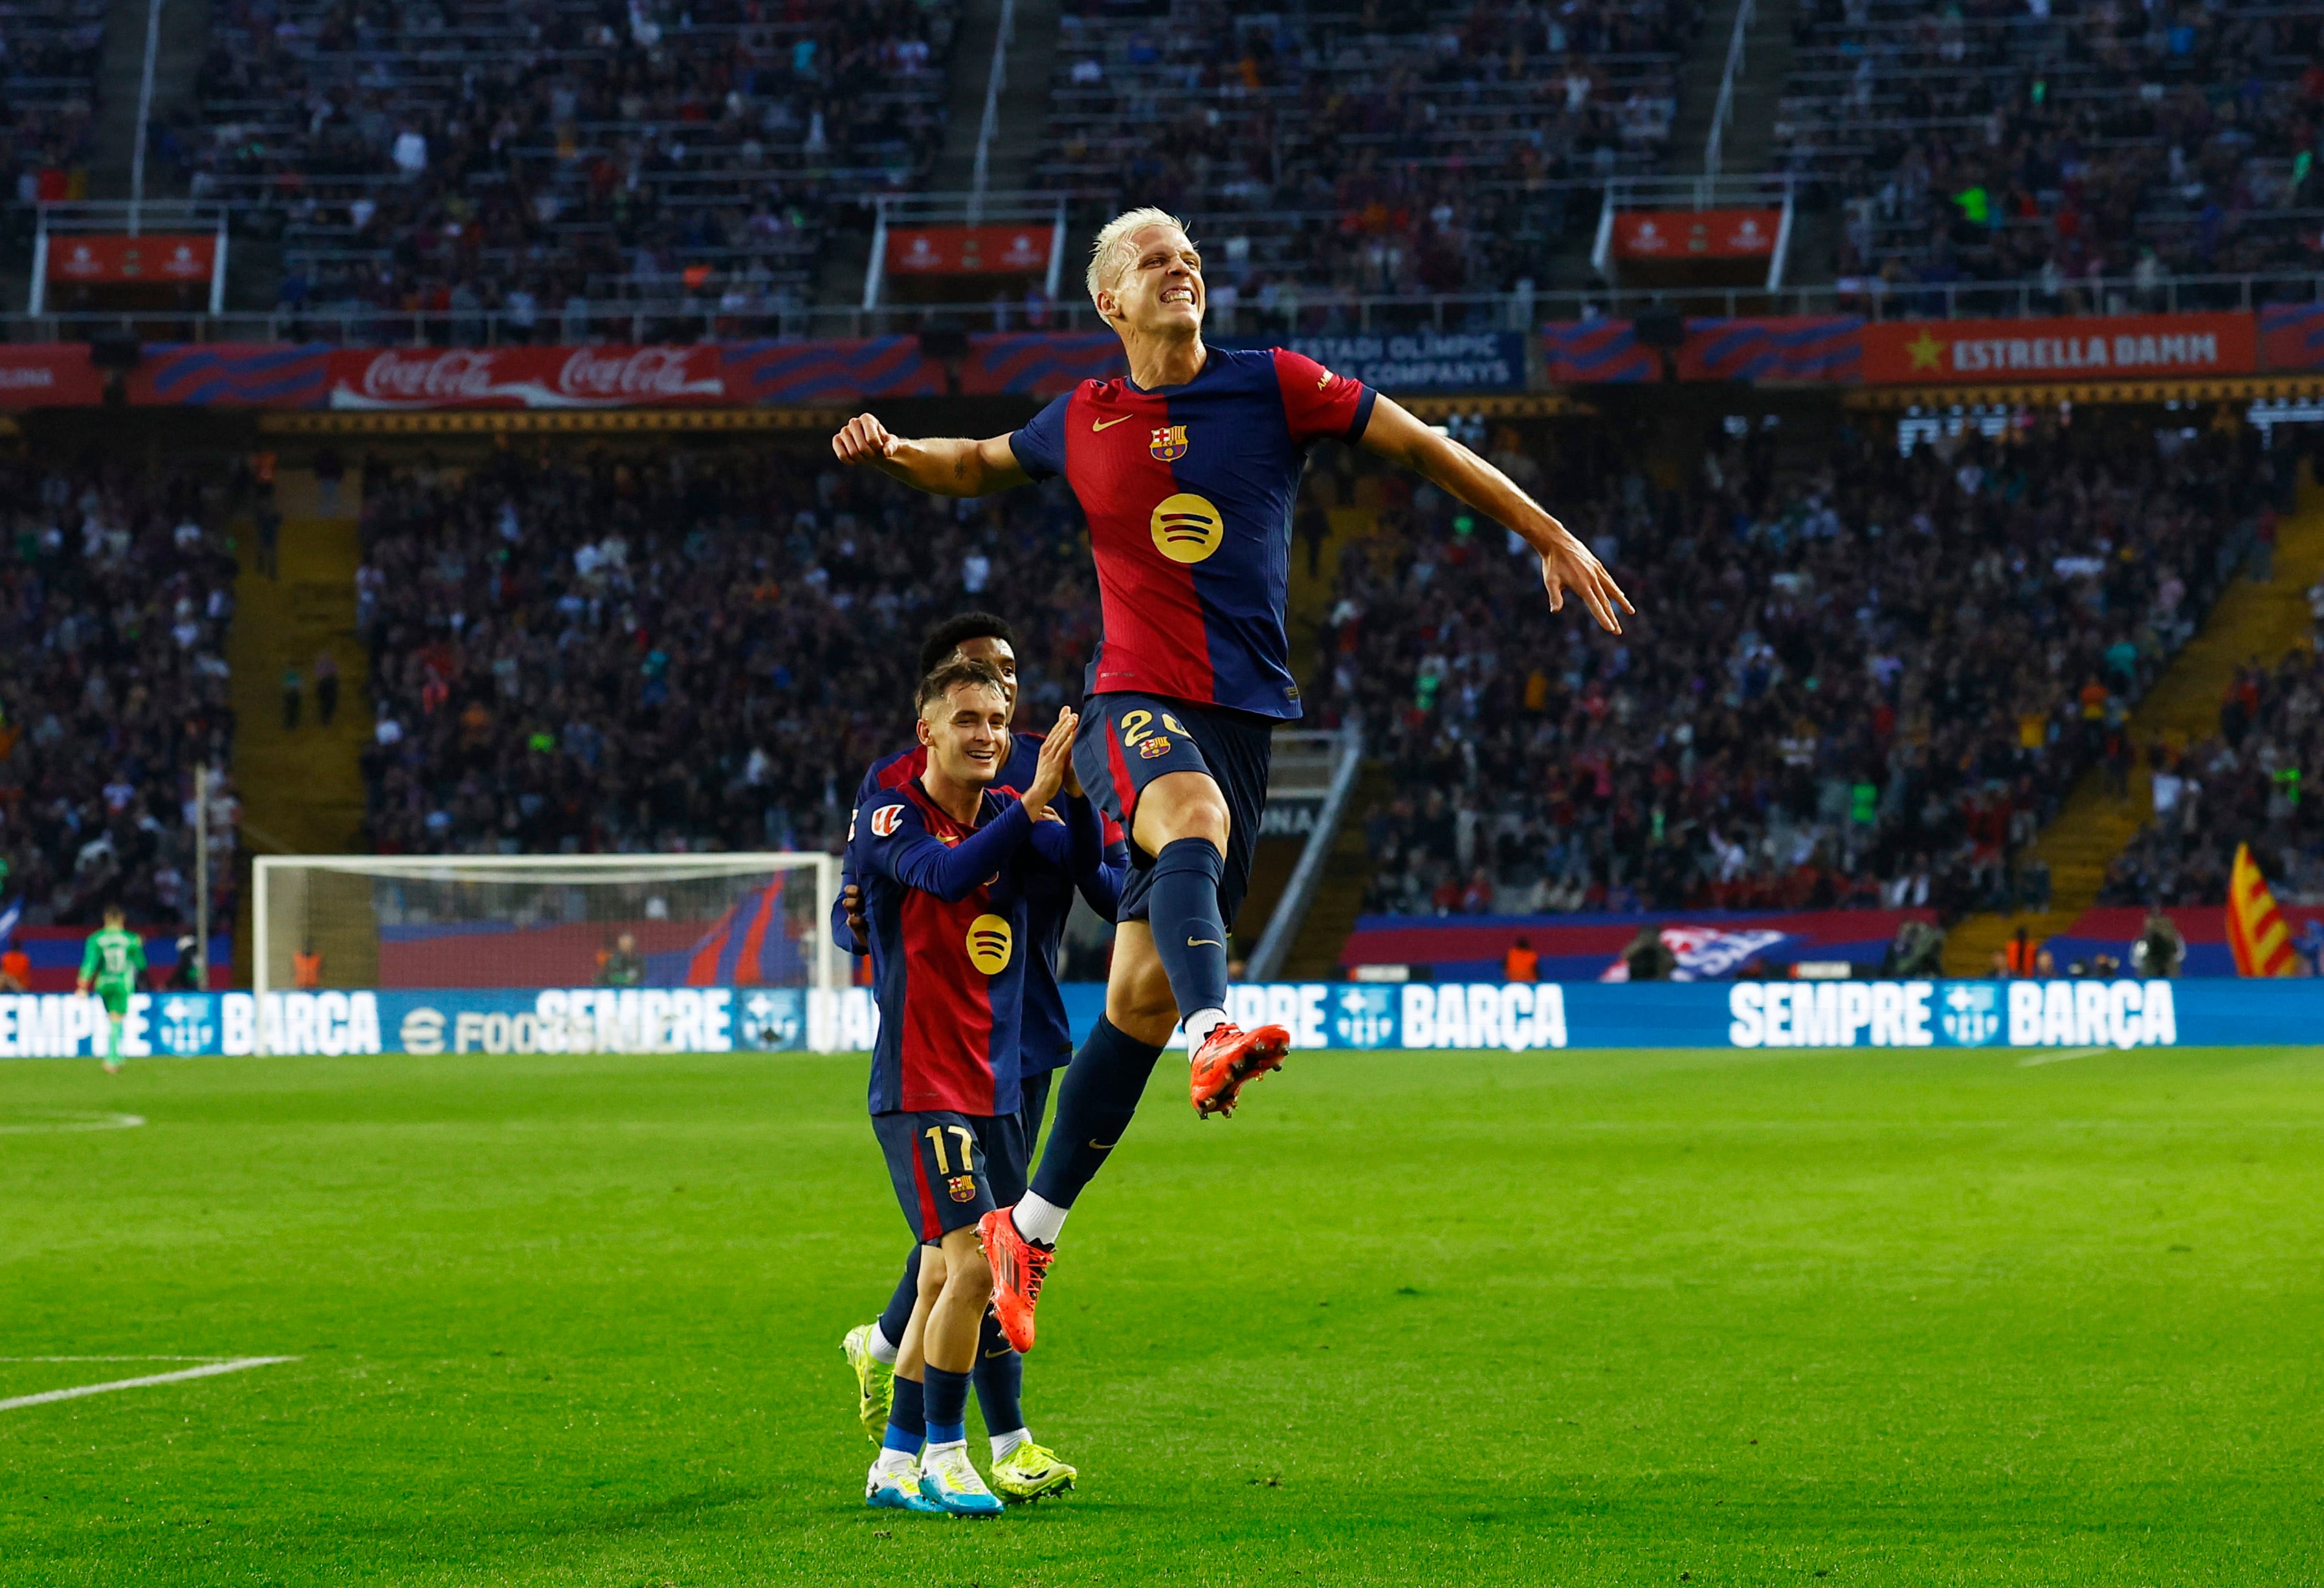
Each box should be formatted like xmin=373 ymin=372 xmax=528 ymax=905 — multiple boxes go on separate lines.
xmin=1355 ymin=394 xmax=1635 ymax=635
xmin=830 ymin=413 xmax=1031 ymax=498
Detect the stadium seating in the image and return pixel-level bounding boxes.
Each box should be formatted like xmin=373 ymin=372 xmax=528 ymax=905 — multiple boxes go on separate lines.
xmin=1334 ymin=414 xmax=2281 ymax=919
xmin=186 ymin=0 xmax=962 ymax=339
xmin=0 ymin=0 xmax=104 ymax=239
xmin=0 ymin=458 xmax=240 ymax=935
xmin=350 ymin=445 xmax=1100 ymax=854
xmin=1036 ymin=0 xmax=1701 ymax=324
xmin=2099 ymin=633 xmax=2324 ymax=908
xmin=1779 ymin=0 xmax=2323 ymax=312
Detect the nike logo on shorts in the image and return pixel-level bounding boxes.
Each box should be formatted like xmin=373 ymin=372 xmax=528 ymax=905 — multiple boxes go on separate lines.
xmin=1091 ymin=414 xmax=1133 ymax=432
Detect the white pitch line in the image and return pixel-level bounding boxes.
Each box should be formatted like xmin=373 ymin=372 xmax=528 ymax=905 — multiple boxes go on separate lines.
xmin=0 ymin=1356 xmax=233 ymax=1363
xmin=0 ymin=1113 xmax=145 ymax=1135
xmin=0 ymin=1356 xmax=298 ymax=1412
xmin=2019 ymin=1046 xmax=2109 ymax=1068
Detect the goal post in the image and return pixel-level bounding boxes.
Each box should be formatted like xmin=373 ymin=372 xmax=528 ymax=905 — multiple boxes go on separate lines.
xmin=250 ymin=853 xmax=843 ymax=1054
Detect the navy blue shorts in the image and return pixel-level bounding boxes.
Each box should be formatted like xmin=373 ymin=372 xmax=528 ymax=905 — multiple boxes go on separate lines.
xmin=873 ymin=1110 xmax=1025 ymax=1243
xmin=1072 ymin=692 xmax=1274 ymax=932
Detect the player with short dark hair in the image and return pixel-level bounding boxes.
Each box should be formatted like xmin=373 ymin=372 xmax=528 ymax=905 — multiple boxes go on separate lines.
xmin=838 ymin=616 xmax=1124 ymax=1504
xmin=832 ymin=206 xmax=1632 ymax=1354
xmin=849 ymin=659 xmax=1087 ymax=1516
xmin=77 ymin=907 xmax=146 ymax=1074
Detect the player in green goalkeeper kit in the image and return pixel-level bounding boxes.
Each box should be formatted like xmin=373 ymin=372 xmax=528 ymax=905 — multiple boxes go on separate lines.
xmin=76 ymin=907 xmax=147 ymax=1073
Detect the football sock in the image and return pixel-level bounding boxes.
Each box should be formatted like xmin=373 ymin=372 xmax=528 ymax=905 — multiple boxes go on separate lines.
xmin=971 ymin=1314 xmax=1024 ymax=1439
xmin=868 ymin=1320 xmax=900 ymax=1367
xmin=991 ymin=1427 xmax=1030 ymax=1462
xmin=873 ymin=1251 xmax=918 ymax=1362
xmin=1181 ymin=1006 xmax=1230 ymax=1051
xmin=1028 ymin=1017 xmax=1166 ymax=1217
xmin=1147 ymin=838 xmax=1230 ymax=1024
xmin=923 ymin=1365 xmax=971 ymax=1448
xmin=881 ymin=1373 xmax=927 ymax=1455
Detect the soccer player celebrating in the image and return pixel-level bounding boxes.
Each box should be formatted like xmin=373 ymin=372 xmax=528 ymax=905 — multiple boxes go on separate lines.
xmin=76 ymin=907 xmax=146 ymax=1074
xmin=838 ymin=613 xmax=1124 ymax=1504
xmin=831 ymin=207 xmax=1632 ymax=1351
xmin=850 ymin=658 xmax=1089 ymax=1516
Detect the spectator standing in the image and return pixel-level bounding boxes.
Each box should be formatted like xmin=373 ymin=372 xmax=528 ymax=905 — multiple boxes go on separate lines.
xmin=313 ymin=649 xmax=340 ymax=728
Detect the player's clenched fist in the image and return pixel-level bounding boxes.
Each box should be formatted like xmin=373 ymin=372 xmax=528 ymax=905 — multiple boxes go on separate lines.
xmin=831 ymin=413 xmax=899 ymax=467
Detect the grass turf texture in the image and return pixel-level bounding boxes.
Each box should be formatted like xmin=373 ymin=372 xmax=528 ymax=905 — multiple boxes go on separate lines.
xmin=1 ymin=1046 xmax=2321 ymax=1586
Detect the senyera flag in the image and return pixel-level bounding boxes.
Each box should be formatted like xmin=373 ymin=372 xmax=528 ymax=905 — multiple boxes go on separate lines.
xmin=2226 ymin=843 xmax=2298 ymax=978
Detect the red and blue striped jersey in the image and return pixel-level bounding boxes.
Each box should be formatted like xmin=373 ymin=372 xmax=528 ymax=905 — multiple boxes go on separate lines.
xmin=1009 ymin=346 xmax=1375 ymax=720
xmin=838 ymin=734 xmax=1126 ymax=1074
xmin=852 ymin=780 xmax=1043 ymax=1116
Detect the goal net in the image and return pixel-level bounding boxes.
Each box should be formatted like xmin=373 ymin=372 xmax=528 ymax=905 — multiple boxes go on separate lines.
xmin=251 ymin=853 xmax=842 ymax=1054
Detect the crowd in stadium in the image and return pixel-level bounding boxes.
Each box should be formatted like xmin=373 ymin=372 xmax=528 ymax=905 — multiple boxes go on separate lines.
xmin=351 ymin=445 xmax=1099 ymax=855
xmin=1788 ymin=0 xmax=2324 ymax=309
xmin=0 ymin=458 xmax=239 ymax=934
xmin=1340 ymin=414 xmax=2301 ymax=920
xmin=1041 ymin=0 xmax=1699 ymax=322
xmin=1 ymin=0 xmax=104 ymax=241
xmin=184 ymin=0 xmax=959 ymax=338
xmin=2099 ymin=623 xmax=2324 ymax=909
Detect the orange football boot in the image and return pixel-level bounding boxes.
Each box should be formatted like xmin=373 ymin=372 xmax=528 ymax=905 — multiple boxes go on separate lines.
xmin=1188 ymin=1022 xmax=1290 ymax=1118
xmin=978 ymin=1208 xmax=1053 ymax=1353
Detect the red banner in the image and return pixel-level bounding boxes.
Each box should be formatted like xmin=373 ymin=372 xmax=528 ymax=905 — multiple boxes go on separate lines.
xmin=325 ymin=346 xmax=733 ymax=410
xmin=1861 ymin=311 xmax=2257 ymax=384
xmin=886 ymin=225 xmax=1054 ymax=276
xmin=0 ymin=344 xmax=103 ymax=407
xmin=46 ymin=234 xmax=216 ymax=284
xmin=1611 ymin=209 xmax=1781 ymax=260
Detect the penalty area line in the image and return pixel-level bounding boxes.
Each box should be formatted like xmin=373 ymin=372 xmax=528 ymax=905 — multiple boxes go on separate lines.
xmin=0 ymin=1356 xmax=299 ymax=1413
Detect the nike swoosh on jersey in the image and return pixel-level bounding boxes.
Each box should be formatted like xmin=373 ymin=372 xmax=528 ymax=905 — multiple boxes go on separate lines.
xmin=1090 ymin=414 xmax=1134 ymax=432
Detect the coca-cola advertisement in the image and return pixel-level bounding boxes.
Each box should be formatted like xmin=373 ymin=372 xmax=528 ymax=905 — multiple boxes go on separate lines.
xmin=325 ymin=346 xmax=730 ymax=410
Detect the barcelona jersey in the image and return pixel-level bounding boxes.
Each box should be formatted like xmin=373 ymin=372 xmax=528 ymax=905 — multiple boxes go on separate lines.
xmin=1010 ymin=346 xmax=1376 ymax=720
xmin=839 ymin=734 xmax=1126 ymax=1073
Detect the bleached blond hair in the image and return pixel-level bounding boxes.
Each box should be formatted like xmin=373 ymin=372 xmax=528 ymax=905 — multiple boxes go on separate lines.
xmin=1085 ymin=206 xmax=1192 ymax=308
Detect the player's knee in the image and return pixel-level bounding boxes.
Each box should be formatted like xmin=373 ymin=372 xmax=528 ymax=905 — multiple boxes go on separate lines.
xmin=914 ymin=1245 xmax=948 ymax=1302
xmin=1139 ymin=772 xmax=1230 ymax=850
xmin=946 ymin=1246 xmax=992 ymax=1300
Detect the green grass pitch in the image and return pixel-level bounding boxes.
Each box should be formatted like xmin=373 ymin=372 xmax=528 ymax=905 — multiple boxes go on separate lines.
xmin=3 ymin=1042 xmax=2321 ymax=1586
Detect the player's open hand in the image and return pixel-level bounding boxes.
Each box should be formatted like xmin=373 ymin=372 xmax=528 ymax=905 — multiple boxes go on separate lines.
xmin=831 ymin=413 xmax=900 ymax=468
xmin=1539 ymin=524 xmax=1635 ymax=635
xmin=1023 ymin=708 xmax=1079 ymax=819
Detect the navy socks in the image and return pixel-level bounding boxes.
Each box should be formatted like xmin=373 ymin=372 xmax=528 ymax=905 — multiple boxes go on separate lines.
xmin=1147 ymin=837 xmax=1230 ymax=1020
xmin=971 ymin=1311 xmax=1024 ymax=1436
xmin=882 ymin=1373 xmax=926 ymax=1454
xmin=876 ymin=1250 xmax=918 ymax=1350
xmin=924 ymin=1364 xmax=971 ymax=1446
xmin=1030 ymin=1016 xmax=1167 ymax=1210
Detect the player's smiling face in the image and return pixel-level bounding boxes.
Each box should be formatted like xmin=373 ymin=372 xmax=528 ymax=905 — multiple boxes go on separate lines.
xmin=1103 ymin=225 xmax=1204 ymax=336
xmin=920 ymin=682 xmax=1009 ymax=789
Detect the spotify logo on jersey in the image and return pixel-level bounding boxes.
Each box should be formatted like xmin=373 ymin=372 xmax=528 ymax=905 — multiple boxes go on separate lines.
xmin=966 ymin=914 xmax=1014 ymax=973
xmin=1149 ymin=493 xmax=1224 ymax=563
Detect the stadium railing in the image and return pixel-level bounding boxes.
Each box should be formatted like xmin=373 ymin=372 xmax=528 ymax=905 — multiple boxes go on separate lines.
xmin=5 ymin=267 xmax=2319 ymax=346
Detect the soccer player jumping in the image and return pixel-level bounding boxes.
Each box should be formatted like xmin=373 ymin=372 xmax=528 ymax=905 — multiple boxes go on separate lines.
xmin=831 ymin=207 xmax=1632 ymax=1351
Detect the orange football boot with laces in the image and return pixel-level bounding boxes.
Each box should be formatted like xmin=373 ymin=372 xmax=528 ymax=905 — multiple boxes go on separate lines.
xmin=1188 ymin=1022 xmax=1290 ymax=1118
xmin=979 ymin=1208 xmax=1053 ymax=1353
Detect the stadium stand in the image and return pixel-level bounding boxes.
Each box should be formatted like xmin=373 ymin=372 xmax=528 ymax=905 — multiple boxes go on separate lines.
xmin=1778 ymin=0 xmax=2324 ymax=312
xmin=1035 ymin=0 xmax=1702 ymax=324
xmin=0 ymin=456 xmax=240 ymax=936
xmin=1334 ymin=412 xmax=2283 ymax=920
xmin=0 ymin=0 xmax=104 ymax=241
xmin=2099 ymin=632 xmax=2324 ymax=907
xmin=349 ymin=444 xmax=1099 ymax=854
xmin=185 ymin=0 xmax=962 ymax=339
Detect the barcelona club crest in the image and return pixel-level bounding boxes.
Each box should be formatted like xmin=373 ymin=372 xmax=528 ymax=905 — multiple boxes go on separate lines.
xmin=947 ymin=1174 xmax=978 ymax=1204
xmin=1149 ymin=424 xmax=1188 ymax=462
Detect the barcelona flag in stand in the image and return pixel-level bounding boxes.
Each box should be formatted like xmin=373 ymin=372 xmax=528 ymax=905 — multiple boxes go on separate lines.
xmin=2225 ymin=843 xmax=2298 ymax=978
xmin=680 ymin=879 xmax=804 ymax=986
